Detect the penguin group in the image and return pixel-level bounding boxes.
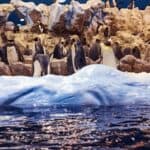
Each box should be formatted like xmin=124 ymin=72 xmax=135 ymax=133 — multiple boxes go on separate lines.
xmin=0 ymin=29 xmax=144 ymax=77
xmin=31 ymin=34 xmax=119 ymax=76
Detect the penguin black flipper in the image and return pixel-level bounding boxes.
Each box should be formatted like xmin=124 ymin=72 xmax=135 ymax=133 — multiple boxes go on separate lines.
xmin=1 ymin=46 xmax=8 ymax=64
xmin=15 ymin=44 xmax=24 ymax=62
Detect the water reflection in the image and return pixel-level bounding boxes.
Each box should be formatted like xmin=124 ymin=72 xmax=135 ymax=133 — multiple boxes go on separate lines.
xmin=0 ymin=104 xmax=149 ymax=149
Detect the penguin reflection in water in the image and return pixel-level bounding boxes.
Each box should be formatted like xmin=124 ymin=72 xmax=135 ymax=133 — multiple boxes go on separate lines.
xmin=32 ymin=37 xmax=51 ymax=77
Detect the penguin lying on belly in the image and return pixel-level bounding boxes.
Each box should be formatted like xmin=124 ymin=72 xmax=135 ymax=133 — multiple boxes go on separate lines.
xmin=32 ymin=54 xmax=51 ymax=77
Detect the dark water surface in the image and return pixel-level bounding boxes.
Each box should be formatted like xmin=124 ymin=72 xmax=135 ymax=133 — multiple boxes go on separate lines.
xmin=0 ymin=104 xmax=149 ymax=149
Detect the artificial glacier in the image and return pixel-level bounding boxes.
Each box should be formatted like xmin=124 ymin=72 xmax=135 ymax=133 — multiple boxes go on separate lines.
xmin=0 ymin=65 xmax=150 ymax=108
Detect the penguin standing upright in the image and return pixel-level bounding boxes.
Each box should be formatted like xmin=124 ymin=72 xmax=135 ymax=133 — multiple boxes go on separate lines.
xmin=75 ymin=40 xmax=86 ymax=70
xmin=89 ymin=38 xmax=103 ymax=64
xmin=101 ymin=39 xmax=117 ymax=68
xmin=67 ymin=38 xmax=77 ymax=74
xmin=67 ymin=36 xmax=86 ymax=74
xmin=32 ymin=37 xmax=50 ymax=77
xmin=2 ymin=32 xmax=24 ymax=65
xmin=113 ymin=42 xmax=123 ymax=63
xmin=53 ymin=38 xmax=65 ymax=59
xmin=132 ymin=46 xmax=141 ymax=59
xmin=34 ymin=37 xmax=45 ymax=55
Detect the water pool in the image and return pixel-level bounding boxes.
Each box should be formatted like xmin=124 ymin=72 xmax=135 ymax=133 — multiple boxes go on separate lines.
xmin=0 ymin=104 xmax=149 ymax=149
xmin=0 ymin=65 xmax=150 ymax=149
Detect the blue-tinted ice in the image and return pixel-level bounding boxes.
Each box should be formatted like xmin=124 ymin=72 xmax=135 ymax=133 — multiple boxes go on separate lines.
xmin=0 ymin=65 xmax=150 ymax=107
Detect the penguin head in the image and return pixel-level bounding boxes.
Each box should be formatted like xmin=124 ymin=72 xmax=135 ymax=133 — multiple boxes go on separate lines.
xmin=58 ymin=37 xmax=65 ymax=49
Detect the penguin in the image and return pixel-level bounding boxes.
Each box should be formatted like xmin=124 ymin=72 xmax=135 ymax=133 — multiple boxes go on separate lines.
xmin=123 ymin=47 xmax=132 ymax=57
xmin=67 ymin=38 xmax=77 ymax=74
xmin=2 ymin=32 xmax=24 ymax=65
xmin=103 ymin=26 xmax=110 ymax=38
xmin=89 ymin=38 xmax=103 ymax=64
xmin=34 ymin=37 xmax=45 ymax=55
xmin=113 ymin=42 xmax=123 ymax=61
xmin=101 ymin=39 xmax=117 ymax=68
xmin=0 ymin=47 xmax=3 ymax=61
xmin=67 ymin=35 xmax=86 ymax=74
xmin=81 ymin=37 xmax=90 ymax=57
xmin=32 ymin=54 xmax=51 ymax=77
xmin=32 ymin=37 xmax=52 ymax=77
xmin=75 ymin=40 xmax=86 ymax=69
xmin=53 ymin=38 xmax=64 ymax=59
xmin=132 ymin=46 xmax=141 ymax=59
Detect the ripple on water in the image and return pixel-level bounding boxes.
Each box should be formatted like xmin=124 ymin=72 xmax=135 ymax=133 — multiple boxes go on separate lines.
xmin=0 ymin=104 xmax=149 ymax=149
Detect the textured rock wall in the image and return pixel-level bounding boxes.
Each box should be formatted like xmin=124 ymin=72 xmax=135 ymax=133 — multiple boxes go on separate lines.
xmin=0 ymin=1 xmax=150 ymax=75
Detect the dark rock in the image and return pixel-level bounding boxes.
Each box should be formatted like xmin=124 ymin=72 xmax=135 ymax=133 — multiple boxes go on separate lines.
xmin=31 ymin=22 xmax=48 ymax=33
xmin=119 ymin=55 xmax=150 ymax=73
xmin=51 ymin=14 xmax=66 ymax=35
xmin=120 ymin=55 xmax=136 ymax=65
xmin=132 ymin=63 xmax=143 ymax=73
xmin=0 ymin=62 xmax=11 ymax=76
xmin=51 ymin=59 xmax=68 ymax=75
xmin=142 ymin=63 xmax=150 ymax=73
xmin=9 ymin=62 xmax=32 ymax=76
xmin=118 ymin=62 xmax=132 ymax=72
xmin=29 ymin=9 xmax=42 ymax=23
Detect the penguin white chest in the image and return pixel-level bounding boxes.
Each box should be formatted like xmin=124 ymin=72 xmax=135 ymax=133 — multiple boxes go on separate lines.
xmin=33 ymin=60 xmax=42 ymax=77
xmin=7 ymin=46 xmax=19 ymax=65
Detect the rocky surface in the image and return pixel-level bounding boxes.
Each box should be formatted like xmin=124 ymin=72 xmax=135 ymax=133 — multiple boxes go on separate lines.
xmin=0 ymin=62 xmax=32 ymax=76
xmin=118 ymin=55 xmax=150 ymax=73
xmin=9 ymin=62 xmax=32 ymax=76
xmin=0 ymin=0 xmax=150 ymax=75
xmin=0 ymin=1 xmax=149 ymax=51
xmin=0 ymin=62 xmax=11 ymax=75
xmin=2 ymin=1 xmax=149 ymax=49
xmin=51 ymin=58 xmax=68 ymax=75
xmin=103 ymin=7 xmax=150 ymax=51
